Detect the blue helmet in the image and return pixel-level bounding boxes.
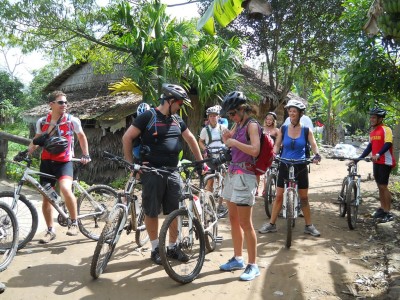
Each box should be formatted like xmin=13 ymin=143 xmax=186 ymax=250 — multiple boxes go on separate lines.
xmin=137 ymin=103 xmax=151 ymax=115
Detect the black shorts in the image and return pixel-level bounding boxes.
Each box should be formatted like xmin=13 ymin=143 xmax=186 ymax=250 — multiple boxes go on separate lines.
xmin=39 ymin=160 xmax=73 ymax=187
xmin=277 ymin=163 xmax=309 ymax=189
xmin=373 ymin=163 xmax=392 ymax=185
xmin=141 ymin=170 xmax=183 ymax=218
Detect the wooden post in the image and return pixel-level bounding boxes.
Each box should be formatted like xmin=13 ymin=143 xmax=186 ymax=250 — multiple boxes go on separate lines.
xmin=0 ymin=131 xmax=31 ymax=179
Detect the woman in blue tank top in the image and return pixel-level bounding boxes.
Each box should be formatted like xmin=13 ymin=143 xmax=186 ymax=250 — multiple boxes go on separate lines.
xmin=258 ymin=100 xmax=322 ymax=237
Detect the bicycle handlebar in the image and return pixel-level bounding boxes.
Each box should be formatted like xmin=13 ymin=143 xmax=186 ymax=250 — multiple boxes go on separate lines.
xmin=103 ymin=151 xmax=171 ymax=175
xmin=274 ymin=157 xmax=313 ymax=164
xmin=331 ymin=157 xmax=371 ymax=162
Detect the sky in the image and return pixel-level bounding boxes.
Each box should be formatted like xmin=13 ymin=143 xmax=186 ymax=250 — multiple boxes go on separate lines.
xmin=0 ymin=0 xmax=200 ymax=86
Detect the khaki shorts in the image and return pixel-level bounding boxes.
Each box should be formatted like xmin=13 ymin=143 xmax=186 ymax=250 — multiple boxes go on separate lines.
xmin=221 ymin=172 xmax=257 ymax=206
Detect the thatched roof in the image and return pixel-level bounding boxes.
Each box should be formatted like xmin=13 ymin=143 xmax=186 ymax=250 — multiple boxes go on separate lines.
xmin=22 ymin=93 xmax=142 ymax=132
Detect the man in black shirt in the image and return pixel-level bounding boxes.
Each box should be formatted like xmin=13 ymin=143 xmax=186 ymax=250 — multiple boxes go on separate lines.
xmin=122 ymin=83 xmax=203 ymax=265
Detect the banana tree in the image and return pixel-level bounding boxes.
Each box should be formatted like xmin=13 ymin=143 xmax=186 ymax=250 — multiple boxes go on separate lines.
xmin=197 ymin=0 xmax=272 ymax=35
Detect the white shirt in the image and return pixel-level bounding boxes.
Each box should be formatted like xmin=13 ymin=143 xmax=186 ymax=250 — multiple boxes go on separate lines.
xmin=283 ymin=115 xmax=314 ymax=131
xmin=199 ymin=124 xmax=227 ymax=154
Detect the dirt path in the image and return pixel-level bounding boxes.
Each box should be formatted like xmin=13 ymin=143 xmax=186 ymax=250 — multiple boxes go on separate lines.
xmin=0 ymin=157 xmax=394 ymax=299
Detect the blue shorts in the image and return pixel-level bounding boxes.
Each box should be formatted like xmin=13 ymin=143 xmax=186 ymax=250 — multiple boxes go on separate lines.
xmin=141 ymin=170 xmax=183 ymax=217
xmin=39 ymin=160 xmax=74 ymax=187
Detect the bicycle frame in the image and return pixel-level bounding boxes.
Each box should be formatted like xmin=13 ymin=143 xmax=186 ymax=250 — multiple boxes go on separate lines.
xmin=282 ymin=164 xmax=300 ymax=219
xmin=344 ymin=163 xmax=362 ymax=206
xmin=11 ymin=158 xmax=106 ymax=221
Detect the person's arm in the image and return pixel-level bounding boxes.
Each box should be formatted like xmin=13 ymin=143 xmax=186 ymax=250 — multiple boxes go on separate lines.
xmin=28 ymin=134 xmax=40 ymax=155
xmin=76 ymin=131 xmax=90 ymax=164
xmin=198 ymin=128 xmax=207 ymax=152
xmin=359 ymin=143 xmax=372 ymax=159
xmin=122 ymin=125 xmax=141 ymax=163
xmin=224 ymin=122 xmax=260 ymax=157
xmin=307 ymin=129 xmax=320 ymax=162
xmin=182 ymin=129 xmax=203 ymax=161
xmin=273 ymin=127 xmax=283 ymax=155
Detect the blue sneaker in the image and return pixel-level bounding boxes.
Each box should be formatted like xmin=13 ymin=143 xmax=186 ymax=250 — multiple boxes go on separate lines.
xmin=239 ymin=264 xmax=260 ymax=281
xmin=219 ymin=257 xmax=245 ymax=271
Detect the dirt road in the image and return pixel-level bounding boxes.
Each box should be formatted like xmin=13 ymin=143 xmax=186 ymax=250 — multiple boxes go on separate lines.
xmin=0 ymin=157 xmax=396 ymax=299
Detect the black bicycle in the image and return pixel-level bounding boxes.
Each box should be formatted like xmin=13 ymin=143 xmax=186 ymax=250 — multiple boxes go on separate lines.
xmin=0 ymin=202 xmax=18 ymax=272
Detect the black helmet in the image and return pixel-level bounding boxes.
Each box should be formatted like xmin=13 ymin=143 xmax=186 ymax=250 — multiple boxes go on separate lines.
xmin=161 ymin=83 xmax=190 ymax=104
xmin=220 ymin=91 xmax=247 ymax=116
xmin=266 ymin=112 xmax=277 ymax=120
xmin=44 ymin=136 xmax=68 ymax=154
xmin=369 ymin=107 xmax=386 ymax=117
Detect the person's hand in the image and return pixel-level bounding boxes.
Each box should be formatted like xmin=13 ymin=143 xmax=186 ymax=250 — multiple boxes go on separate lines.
xmin=312 ymin=153 xmax=321 ymax=164
xmin=80 ymin=155 xmax=91 ymax=165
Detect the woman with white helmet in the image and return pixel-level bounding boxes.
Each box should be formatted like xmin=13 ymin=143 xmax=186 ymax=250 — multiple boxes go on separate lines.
xmin=259 ymin=99 xmax=322 ymax=237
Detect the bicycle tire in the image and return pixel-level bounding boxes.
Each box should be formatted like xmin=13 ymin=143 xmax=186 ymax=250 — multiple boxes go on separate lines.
xmin=159 ymin=209 xmax=206 ymax=284
xmin=264 ymin=173 xmax=277 ymax=218
xmin=346 ymin=181 xmax=358 ymax=230
xmin=90 ymin=206 xmax=125 ymax=279
xmin=135 ymin=208 xmax=149 ymax=247
xmin=0 ymin=191 xmax=38 ymax=250
xmin=338 ymin=178 xmax=347 ymax=217
xmin=0 ymin=202 xmax=19 ymax=272
xmin=77 ymin=184 xmax=118 ymax=241
xmin=204 ymin=191 xmax=218 ymax=252
xmin=285 ymin=190 xmax=295 ymax=249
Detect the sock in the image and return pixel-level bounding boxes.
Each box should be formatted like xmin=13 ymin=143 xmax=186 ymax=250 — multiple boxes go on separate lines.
xmin=48 ymin=227 xmax=54 ymax=233
xmin=71 ymin=219 xmax=77 ymax=225
xmin=235 ymin=256 xmax=243 ymax=262
xmin=168 ymin=243 xmax=176 ymax=249
xmin=150 ymin=239 xmax=159 ymax=251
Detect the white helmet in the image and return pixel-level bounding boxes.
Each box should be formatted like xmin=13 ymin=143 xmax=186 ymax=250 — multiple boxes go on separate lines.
xmin=137 ymin=103 xmax=151 ymax=115
xmin=206 ymin=106 xmax=220 ymax=115
xmin=284 ymin=100 xmax=306 ymax=111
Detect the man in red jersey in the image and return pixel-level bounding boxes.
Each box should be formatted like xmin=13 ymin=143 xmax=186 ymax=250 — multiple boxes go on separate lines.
xmin=357 ymin=108 xmax=396 ymax=223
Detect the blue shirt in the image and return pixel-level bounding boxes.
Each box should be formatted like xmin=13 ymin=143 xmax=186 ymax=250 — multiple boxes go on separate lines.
xmin=281 ymin=126 xmax=307 ymax=160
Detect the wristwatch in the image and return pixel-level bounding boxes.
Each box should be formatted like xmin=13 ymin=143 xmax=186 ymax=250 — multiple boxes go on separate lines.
xmin=376 ymin=153 xmax=380 ymax=159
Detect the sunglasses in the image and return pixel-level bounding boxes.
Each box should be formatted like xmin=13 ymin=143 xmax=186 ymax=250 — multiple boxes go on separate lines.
xmin=227 ymin=110 xmax=237 ymax=117
xmin=175 ymin=100 xmax=184 ymax=106
xmin=53 ymin=101 xmax=68 ymax=105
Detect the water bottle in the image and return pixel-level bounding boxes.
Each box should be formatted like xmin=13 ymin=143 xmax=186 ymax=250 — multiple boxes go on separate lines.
xmin=44 ymin=183 xmax=61 ymax=205
xmin=193 ymin=195 xmax=202 ymax=216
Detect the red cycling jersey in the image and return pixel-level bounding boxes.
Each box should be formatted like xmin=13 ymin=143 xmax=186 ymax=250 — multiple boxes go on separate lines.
xmin=370 ymin=124 xmax=396 ymax=168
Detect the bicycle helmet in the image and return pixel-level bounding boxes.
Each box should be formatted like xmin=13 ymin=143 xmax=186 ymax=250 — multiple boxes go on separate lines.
xmin=137 ymin=103 xmax=151 ymax=116
xmin=220 ymin=91 xmax=247 ymax=116
xmin=284 ymin=99 xmax=306 ymax=111
xmin=43 ymin=136 xmax=68 ymax=154
xmin=161 ymin=83 xmax=191 ymax=104
xmin=369 ymin=107 xmax=387 ymax=117
xmin=266 ymin=112 xmax=277 ymax=120
xmin=206 ymin=106 xmax=220 ymax=115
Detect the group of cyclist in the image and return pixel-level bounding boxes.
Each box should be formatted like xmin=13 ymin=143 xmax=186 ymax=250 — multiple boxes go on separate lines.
xmin=27 ymin=84 xmax=396 ymax=283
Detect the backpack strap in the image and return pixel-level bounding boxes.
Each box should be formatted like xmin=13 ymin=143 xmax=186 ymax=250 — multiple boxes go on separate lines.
xmin=205 ymin=124 xmax=222 ymax=145
xmin=280 ymin=124 xmax=310 ymax=156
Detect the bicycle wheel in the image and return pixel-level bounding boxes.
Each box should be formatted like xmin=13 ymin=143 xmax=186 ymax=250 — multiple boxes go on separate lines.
xmin=159 ymin=209 xmax=206 ymax=284
xmin=346 ymin=181 xmax=358 ymax=230
xmin=90 ymin=206 xmax=125 ymax=279
xmin=77 ymin=184 xmax=118 ymax=241
xmin=0 ymin=202 xmax=19 ymax=272
xmin=135 ymin=208 xmax=149 ymax=247
xmin=338 ymin=178 xmax=347 ymax=217
xmin=264 ymin=173 xmax=277 ymax=218
xmin=285 ymin=190 xmax=295 ymax=249
xmin=0 ymin=191 xmax=38 ymax=250
xmin=204 ymin=191 xmax=218 ymax=252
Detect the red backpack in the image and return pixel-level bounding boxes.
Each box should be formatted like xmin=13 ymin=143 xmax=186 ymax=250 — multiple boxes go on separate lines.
xmin=244 ymin=118 xmax=275 ymax=175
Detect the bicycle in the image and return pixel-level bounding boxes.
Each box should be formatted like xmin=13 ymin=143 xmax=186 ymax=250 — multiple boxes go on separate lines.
xmin=158 ymin=153 xmax=228 ymax=284
xmin=90 ymin=151 xmax=165 ymax=279
xmin=275 ymin=157 xmax=312 ymax=249
xmin=204 ymin=146 xmax=228 ymax=219
xmin=336 ymin=157 xmax=371 ymax=230
xmin=0 ymin=201 xmax=19 ymax=272
xmin=263 ymin=160 xmax=279 ymax=218
xmin=0 ymin=149 xmax=117 ymax=249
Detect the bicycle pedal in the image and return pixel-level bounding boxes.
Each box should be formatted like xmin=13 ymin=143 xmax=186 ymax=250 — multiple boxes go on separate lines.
xmin=215 ymin=236 xmax=223 ymax=243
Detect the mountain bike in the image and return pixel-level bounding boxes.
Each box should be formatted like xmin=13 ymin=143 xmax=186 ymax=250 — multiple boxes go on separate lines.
xmin=263 ymin=160 xmax=279 ymax=218
xmin=0 ymin=202 xmax=19 ymax=272
xmin=90 ymin=151 xmax=167 ymax=279
xmin=0 ymin=150 xmax=117 ymax=249
xmin=158 ymin=153 xmax=228 ymax=284
xmin=205 ymin=146 xmax=228 ymax=219
xmin=336 ymin=157 xmax=371 ymax=230
xmin=275 ymin=157 xmax=312 ymax=249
